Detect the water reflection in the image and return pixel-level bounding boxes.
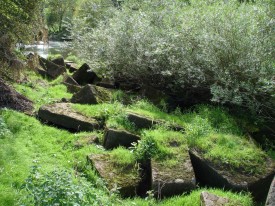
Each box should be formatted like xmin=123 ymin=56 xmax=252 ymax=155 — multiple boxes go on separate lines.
xmin=24 ymin=41 xmax=70 ymax=58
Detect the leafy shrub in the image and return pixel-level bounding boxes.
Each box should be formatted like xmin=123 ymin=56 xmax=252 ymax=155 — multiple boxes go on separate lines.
xmin=0 ymin=116 xmax=11 ymax=138
xmin=72 ymin=0 xmax=274 ymax=115
xmin=131 ymin=135 xmax=160 ymax=161
xmin=20 ymin=165 xmax=115 ymax=206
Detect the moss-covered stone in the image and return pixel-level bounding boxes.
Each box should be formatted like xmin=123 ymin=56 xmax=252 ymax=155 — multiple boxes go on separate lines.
xmin=127 ymin=111 xmax=184 ymax=131
xmin=150 ymin=130 xmax=196 ymax=198
xmin=38 ymin=103 xmax=100 ymax=131
xmin=71 ymin=85 xmax=112 ymax=104
xmin=103 ymin=128 xmax=140 ymax=149
xmin=87 ymin=153 xmax=141 ymax=197
xmin=189 ymin=149 xmax=275 ymax=201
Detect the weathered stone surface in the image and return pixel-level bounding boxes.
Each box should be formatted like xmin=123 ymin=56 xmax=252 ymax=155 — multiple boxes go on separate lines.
xmin=52 ymin=57 xmax=65 ymax=67
xmin=72 ymin=63 xmax=101 ymax=85
xmin=37 ymin=67 xmax=48 ymax=77
xmin=38 ymin=103 xmax=100 ymax=131
xmin=200 ymin=191 xmax=230 ymax=206
xmin=63 ymin=74 xmax=79 ymax=86
xmin=189 ymin=149 xmax=275 ymax=201
xmin=152 ymin=152 xmax=196 ymax=198
xmin=88 ymin=154 xmax=140 ymax=197
xmin=71 ymin=85 xmax=112 ymax=104
xmin=266 ymin=175 xmax=275 ymax=206
xmin=127 ymin=112 xmax=184 ymax=131
xmin=63 ymin=83 xmax=82 ymax=94
xmin=39 ymin=56 xmax=66 ymax=79
xmin=127 ymin=112 xmax=158 ymax=129
xmin=103 ymin=128 xmax=140 ymax=149
xmin=97 ymin=78 xmax=118 ymax=89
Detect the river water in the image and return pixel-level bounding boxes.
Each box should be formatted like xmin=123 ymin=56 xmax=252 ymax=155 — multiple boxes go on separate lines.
xmin=24 ymin=41 xmax=71 ymax=59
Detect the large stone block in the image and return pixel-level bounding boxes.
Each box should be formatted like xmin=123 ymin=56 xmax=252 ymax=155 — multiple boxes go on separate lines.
xmin=71 ymin=85 xmax=112 ymax=104
xmin=38 ymin=103 xmax=100 ymax=132
xmin=103 ymin=128 xmax=140 ymax=149
xmin=39 ymin=56 xmax=66 ymax=79
xmin=88 ymin=154 xmax=140 ymax=197
xmin=189 ymin=149 xmax=275 ymax=201
xmin=72 ymin=63 xmax=101 ymax=85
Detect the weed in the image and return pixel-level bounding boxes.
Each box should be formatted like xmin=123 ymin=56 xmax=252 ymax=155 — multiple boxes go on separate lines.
xmin=0 ymin=116 xmax=11 ymax=138
xmin=21 ymin=165 xmax=97 ymax=206
xmin=131 ymin=135 xmax=160 ymax=161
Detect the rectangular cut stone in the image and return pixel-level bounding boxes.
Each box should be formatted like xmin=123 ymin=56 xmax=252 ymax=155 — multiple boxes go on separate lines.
xmin=88 ymin=154 xmax=140 ymax=197
xmin=151 ymin=151 xmax=196 ymax=198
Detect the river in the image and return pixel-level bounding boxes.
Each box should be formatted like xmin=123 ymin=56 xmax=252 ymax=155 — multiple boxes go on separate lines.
xmin=24 ymin=41 xmax=71 ymax=59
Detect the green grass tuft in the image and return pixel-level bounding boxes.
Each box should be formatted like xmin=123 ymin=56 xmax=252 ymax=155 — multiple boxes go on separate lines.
xmin=110 ymin=147 xmax=136 ymax=167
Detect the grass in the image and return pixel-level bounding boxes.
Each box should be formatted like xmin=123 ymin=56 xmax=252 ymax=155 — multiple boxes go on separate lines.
xmin=121 ymin=188 xmax=253 ymax=206
xmin=72 ymin=102 xmax=138 ymax=132
xmin=158 ymin=188 xmax=253 ymax=206
xmin=0 ymin=105 xmax=257 ymax=205
xmin=192 ymin=132 xmax=267 ymax=174
xmin=1 ymin=69 xmax=268 ymax=205
xmin=14 ymin=71 xmax=72 ymax=109
xmin=110 ymin=147 xmax=136 ymax=167
xmin=128 ymin=100 xmax=185 ymax=127
xmin=74 ymin=100 xmax=270 ymax=175
xmin=72 ymin=102 xmax=124 ymax=120
xmin=65 ymin=54 xmax=85 ymax=68
xmin=183 ymin=106 xmax=268 ymax=175
xmin=140 ymin=128 xmax=188 ymax=165
xmin=0 ymin=109 xmax=106 ymax=206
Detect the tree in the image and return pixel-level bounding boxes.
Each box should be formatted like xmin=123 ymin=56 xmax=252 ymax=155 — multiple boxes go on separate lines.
xmin=71 ymin=0 xmax=275 ymax=117
xmin=43 ymin=0 xmax=76 ymax=37
xmin=0 ymin=0 xmax=42 ymax=78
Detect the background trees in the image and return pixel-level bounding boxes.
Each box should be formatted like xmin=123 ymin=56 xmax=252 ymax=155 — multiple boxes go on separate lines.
xmin=71 ymin=0 xmax=275 ymax=116
xmin=43 ymin=0 xmax=77 ymax=39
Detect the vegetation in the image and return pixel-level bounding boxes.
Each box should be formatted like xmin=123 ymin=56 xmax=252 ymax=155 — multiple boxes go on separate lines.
xmin=21 ymin=166 xmax=99 ymax=205
xmin=0 ymin=0 xmax=274 ymax=205
xmin=14 ymin=71 xmax=72 ymax=109
xmin=141 ymin=128 xmax=188 ymax=163
xmin=0 ymin=109 xmax=106 ymax=205
xmin=0 ymin=70 xmax=270 ymax=205
xmin=72 ymin=0 xmax=275 ymax=116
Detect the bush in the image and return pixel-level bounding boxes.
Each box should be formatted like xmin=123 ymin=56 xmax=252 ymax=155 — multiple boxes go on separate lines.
xmin=20 ymin=166 xmax=116 ymax=206
xmin=72 ymin=0 xmax=274 ymax=115
xmin=0 ymin=116 xmax=11 ymax=138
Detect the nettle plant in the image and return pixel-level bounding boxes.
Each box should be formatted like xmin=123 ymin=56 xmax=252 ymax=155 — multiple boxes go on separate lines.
xmin=0 ymin=116 xmax=11 ymax=138
xmin=72 ymin=0 xmax=274 ymax=115
xmin=20 ymin=166 xmax=114 ymax=206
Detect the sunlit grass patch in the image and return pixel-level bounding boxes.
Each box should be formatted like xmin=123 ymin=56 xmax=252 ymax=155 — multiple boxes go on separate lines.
xmin=121 ymin=188 xmax=253 ymax=206
xmin=0 ymin=109 xmax=105 ymax=205
xmin=158 ymin=188 xmax=253 ymax=206
xmin=110 ymin=146 xmax=136 ymax=167
xmin=186 ymin=131 xmax=267 ymax=174
xmin=72 ymin=102 xmax=124 ymax=120
xmin=128 ymin=100 xmax=185 ymax=127
xmin=176 ymin=105 xmax=269 ymax=175
xmin=14 ymin=72 xmax=72 ymax=109
xmin=140 ymin=128 xmax=188 ymax=164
